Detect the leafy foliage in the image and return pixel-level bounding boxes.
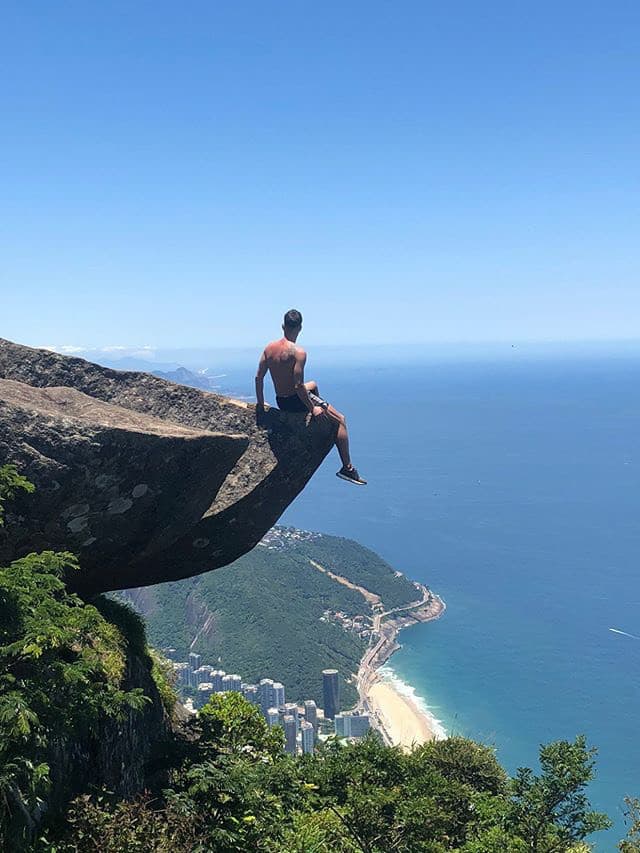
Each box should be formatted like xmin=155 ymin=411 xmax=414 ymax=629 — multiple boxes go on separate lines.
xmin=0 ymin=463 xmax=34 ymax=526
xmin=197 ymin=691 xmax=285 ymax=760
xmin=620 ymin=798 xmax=640 ymax=852
xmin=51 ymin=695 xmax=612 ymax=853
xmin=508 ymin=735 xmax=611 ymax=851
xmin=0 ymin=542 xmax=149 ymax=847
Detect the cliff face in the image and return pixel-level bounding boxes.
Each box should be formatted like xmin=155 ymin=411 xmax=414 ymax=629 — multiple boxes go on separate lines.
xmin=46 ymin=642 xmax=172 ymax=823
xmin=0 ymin=339 xmax=337 ymax=596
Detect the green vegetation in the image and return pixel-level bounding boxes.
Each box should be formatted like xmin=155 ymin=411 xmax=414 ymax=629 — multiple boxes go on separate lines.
xmin=0 ymin=463 xmax=34 ymax=526
xmin=122 ymin=528 xmax=420 ymax=708
xmin=52 ymin=692 xmax=611 ymax=852
xmin=287 ymin=530 xmax=419 ymax=609
xmin=620 ymin=798 xmax=640 ymax=852
xmin=0 ymin=465 xmax=164 ymax=849
xmin=0 ymin=550 xmax=150 ymax=849
xmin=122 ymin=539 xmax=378 ymax=707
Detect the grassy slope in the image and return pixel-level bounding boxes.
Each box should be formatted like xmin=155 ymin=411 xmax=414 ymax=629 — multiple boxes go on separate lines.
xmin=123 ymin=530 xmax=418 ymax=708
xmin=287 ymin=531 xmax=419 ymax=609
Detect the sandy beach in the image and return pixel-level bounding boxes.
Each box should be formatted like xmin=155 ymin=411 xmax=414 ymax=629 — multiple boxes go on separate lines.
xmin=368 ymin=677 xmax=441 ymax=749
xmin=355 ymin=586 xmax=447 ymax=749
xmin=307 ymin=556 xmax=447 ymax=750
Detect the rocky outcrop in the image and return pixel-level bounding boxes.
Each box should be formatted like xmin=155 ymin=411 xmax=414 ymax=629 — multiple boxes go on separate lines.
xmin=0 ymin=339 xmax=338 ymax=596
xmin=46 ymin=639 xmax=172 ymax=824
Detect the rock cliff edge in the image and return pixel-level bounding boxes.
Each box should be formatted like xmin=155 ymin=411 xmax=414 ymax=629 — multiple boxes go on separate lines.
xmin=0 ymin=339 xmax=338 ymax=596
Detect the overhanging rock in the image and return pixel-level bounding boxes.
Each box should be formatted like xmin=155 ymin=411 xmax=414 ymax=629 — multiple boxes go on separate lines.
xmin=0 ymin=339 xmax=338 ymax=596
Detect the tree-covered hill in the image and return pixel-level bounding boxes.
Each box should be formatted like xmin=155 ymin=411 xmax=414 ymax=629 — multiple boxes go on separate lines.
xmin=122 ymin=528 xmax=420 ymax=707
xmin=284 ymin=530 xmax=420 ymax=609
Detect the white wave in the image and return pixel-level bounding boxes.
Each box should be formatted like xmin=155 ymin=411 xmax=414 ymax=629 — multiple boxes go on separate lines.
xmin=609 ymin=627 xmax=640 ymax=640
xmin=378 ymin=665 xmax=448 ymax=740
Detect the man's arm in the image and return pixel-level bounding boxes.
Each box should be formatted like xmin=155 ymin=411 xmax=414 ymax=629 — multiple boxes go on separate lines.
xmin=294 ymin=349 xmax=323 ymax=416
xmin=255 ymin=350 xmax=268 ymax=408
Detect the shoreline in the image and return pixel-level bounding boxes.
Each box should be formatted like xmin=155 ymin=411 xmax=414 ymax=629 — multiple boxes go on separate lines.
xmin=356 ymin=584 xmax=446 ymax=748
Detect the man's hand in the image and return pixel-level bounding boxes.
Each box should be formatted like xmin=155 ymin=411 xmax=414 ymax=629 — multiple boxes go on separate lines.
xmin=312 ymin=405 xmax=326 ymax=418
xmin=255 ymin=402 xmax=269 ymax=426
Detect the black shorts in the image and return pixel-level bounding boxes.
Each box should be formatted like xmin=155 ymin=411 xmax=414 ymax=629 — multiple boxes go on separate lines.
xmin=276 ymin=394 xmax=308 ymax=413
xmin=276 ymin=392 xmax=329 ymax=413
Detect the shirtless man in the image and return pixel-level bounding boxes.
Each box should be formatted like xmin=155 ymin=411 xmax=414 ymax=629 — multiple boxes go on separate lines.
xmin=255 ymin=309 xmax=367 ymax=485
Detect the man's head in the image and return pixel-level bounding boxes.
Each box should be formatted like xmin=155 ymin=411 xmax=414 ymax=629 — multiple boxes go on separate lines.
xmin=283 ymin=308 xmax=302 ymax=336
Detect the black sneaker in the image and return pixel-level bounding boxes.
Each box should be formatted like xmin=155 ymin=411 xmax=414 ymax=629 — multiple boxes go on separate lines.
xmin=336 ymin=465 xmax=367 ymax=485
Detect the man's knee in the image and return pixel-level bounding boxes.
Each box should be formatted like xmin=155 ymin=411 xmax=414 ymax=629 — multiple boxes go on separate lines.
xmin=330 ymin=408 xmax=346 ymax=426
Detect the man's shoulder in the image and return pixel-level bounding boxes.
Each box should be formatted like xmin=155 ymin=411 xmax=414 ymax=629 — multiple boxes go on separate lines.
xmin=263 ymin=339 xmax=304 ymax=359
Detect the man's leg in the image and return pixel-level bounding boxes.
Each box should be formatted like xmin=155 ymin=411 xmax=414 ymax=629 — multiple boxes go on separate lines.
xmin=326 ymin=405 xmax=352 ymax=469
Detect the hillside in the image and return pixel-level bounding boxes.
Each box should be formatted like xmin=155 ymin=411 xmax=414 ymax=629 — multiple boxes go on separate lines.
xmin=122 ymin=528 xmax=421 ymax=708
xmin=282 ymin=530 xmax=419 ymax=610
xmin=0 ymin=465 xmax=615 ymax=852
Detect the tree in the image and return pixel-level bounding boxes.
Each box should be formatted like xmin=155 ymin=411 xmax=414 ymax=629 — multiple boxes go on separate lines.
xmin=508 ymin=736 xmax=611 ymax=852
xmin=0 ymin=470 xmax=147 ymax=849
xmin=197 ymin=691 xmax=284 ymax=760
xmin=620 ymin=798 xmax=640 ymax=852
xmin=409 ymin=736 xmax=507 ymax=795
xmin=0 ymin=464 xmax=34 ymax=526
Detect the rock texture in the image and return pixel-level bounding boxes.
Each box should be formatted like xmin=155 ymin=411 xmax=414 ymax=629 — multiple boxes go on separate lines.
xmin=46 ymin=639 xmax=172 ymax=829
xmin=0 ymin=339 xmax=338 ymax=596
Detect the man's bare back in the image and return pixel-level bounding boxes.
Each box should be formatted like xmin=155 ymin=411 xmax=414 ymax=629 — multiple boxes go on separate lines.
xmin=255 ymin=309 xmax=367 ymax=486
xmin=262 ymin=338 xmax=300 ymax=398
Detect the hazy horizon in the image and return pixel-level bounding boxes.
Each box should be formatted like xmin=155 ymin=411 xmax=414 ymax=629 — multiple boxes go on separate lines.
xmin=25 ymin=337 xmax=640 ymax=375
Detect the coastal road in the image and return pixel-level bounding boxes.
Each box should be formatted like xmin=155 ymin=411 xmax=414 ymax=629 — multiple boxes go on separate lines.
xmin=355 ymin=584 xmax=442 ymax=722
xmin=304 ymin=554 xmax=444 ymax=745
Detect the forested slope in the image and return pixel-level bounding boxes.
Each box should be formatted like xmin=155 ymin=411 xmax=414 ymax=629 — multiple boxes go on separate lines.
xmin=122 ymin=528 xmax=418 ymax=706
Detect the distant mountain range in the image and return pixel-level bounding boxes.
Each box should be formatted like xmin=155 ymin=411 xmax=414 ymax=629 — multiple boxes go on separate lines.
xmin=84 ymin=355 xmax=225 ymax=393
xmin=150 ymin=365 xmax=219 ymax=391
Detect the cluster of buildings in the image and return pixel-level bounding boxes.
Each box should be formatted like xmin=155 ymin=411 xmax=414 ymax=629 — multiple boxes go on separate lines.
xmin=321 ymin=609 xmax=373 ymax=640
xmin=167 ymin=652 xmax=371 ymax=754
xmin=258 ymin=525 xmax=320 ymax=550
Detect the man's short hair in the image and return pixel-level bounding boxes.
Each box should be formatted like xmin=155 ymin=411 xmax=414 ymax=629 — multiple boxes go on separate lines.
xmin=283 ymin=309 xmax=303 ymax=328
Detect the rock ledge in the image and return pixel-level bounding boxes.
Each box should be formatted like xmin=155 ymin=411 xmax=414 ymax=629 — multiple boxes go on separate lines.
xmin=0 ymin=339 xmax=337 ymax=595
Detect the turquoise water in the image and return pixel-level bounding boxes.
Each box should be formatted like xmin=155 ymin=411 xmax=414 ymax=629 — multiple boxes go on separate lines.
xmin=258 ymin=356 xmax=639 ymax=850
xmin=218 ymin=354 xmax=638 ymax=847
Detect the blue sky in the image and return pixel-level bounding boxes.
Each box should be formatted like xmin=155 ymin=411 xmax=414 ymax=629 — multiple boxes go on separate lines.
xmin=2 ymin=1 xmax=638 ymax=349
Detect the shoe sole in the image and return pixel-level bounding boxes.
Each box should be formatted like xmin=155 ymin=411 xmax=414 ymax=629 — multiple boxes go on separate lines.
xmin=336 ymin=472 xmax=367 ymax=486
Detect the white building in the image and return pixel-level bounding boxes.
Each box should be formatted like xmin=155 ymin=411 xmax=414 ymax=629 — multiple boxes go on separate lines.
xmin=335 ymin=711 xmax=371 ymax=738
xmin=211 ymin=669 xmax=226 ymax=692
xmin=266 ymin=707 xmax=280 ymax=727
xmin=272 ymin=681 xmax=285 ymax=708
xmin=283 ymin=715 xmax=297 ymax=755
xmin=304 ymin=699 xmax=318 ymax=730
xmin=300 ymin=720 xmax=315 ymax=754
xmin=197 ymin=682 xmax=214 ymax=708
xmin=222 ymin=674 xmax=242 ymax=692
xmin=242 ymin=683 xmax=259 ymax=704
xmin=283 ymin=702 xmax=299 ymax=730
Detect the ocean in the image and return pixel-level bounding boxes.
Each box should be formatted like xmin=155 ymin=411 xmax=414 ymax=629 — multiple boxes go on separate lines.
xmin=218 ymin=351 xmax=639 ymax=849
